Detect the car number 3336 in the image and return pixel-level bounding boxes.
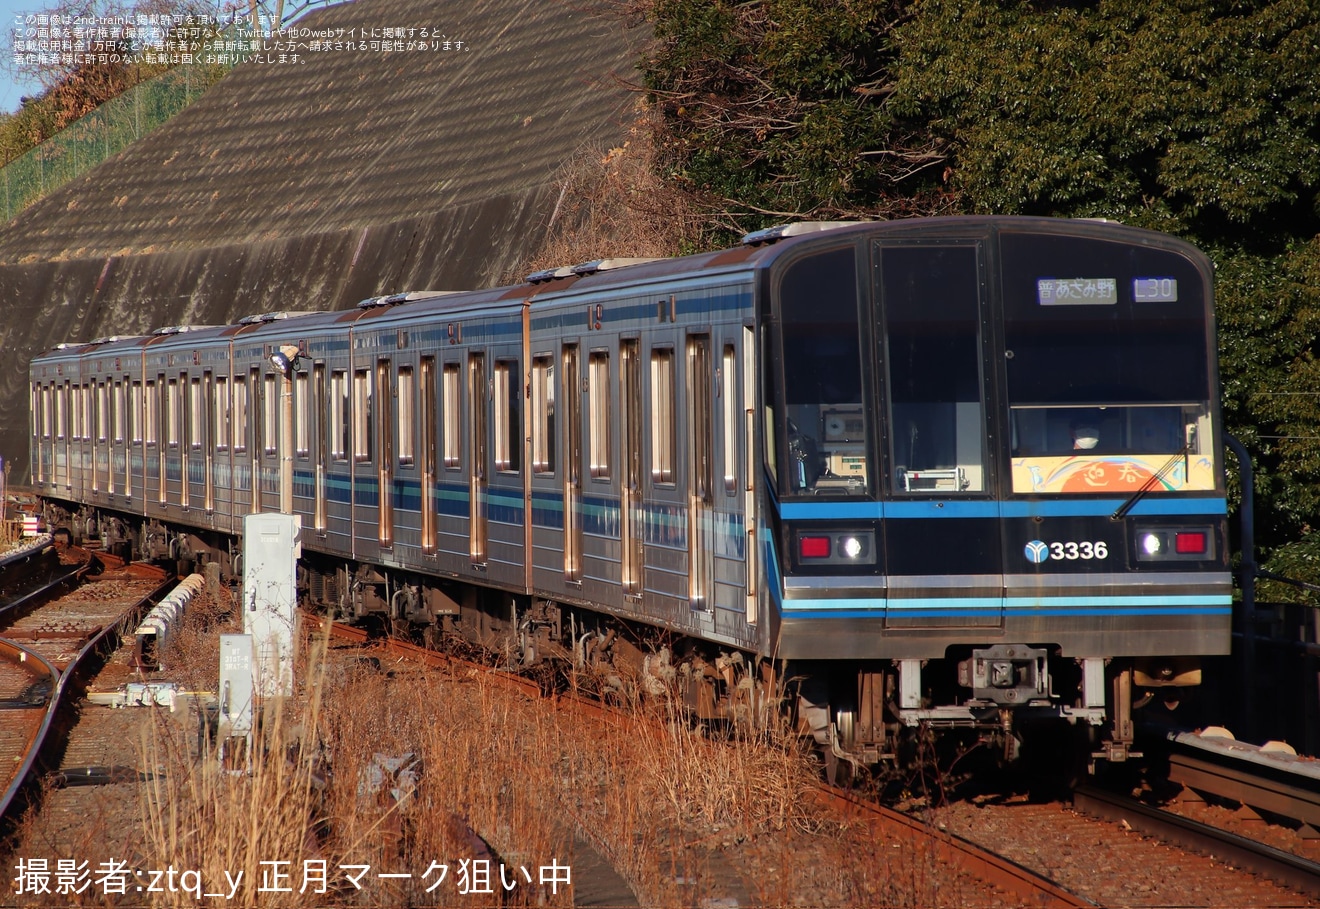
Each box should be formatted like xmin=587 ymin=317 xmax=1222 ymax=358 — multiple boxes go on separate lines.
xmin=1024 ymin=540 xmax=1109 ymax=563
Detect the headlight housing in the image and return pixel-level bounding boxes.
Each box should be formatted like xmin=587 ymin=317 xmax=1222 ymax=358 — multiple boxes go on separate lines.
xmin=794 ymin=529 xmax=877 ymax=566
xmin=1134 ymin=526 xmax=1214 ymax=562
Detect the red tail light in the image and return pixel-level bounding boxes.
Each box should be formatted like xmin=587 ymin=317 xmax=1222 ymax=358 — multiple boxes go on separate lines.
xmin=1175 ymin=531 xmax=1207 ymax=554
xmin=799 ymin=536 xmax=831 ymax=559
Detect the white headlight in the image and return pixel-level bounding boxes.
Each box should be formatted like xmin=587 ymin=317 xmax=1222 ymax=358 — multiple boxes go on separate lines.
xmin=1141 ymin=533 xmax=1163 ymax=555
xmin=842 ymin=536 xmax=863 ymax=559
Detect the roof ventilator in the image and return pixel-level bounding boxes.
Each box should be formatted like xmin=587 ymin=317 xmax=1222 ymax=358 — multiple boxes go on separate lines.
xmin=570 ymin=257 xmax=661 ymax=277
xmin=525 ymin=265 xmax=578 ymax=284
xmin=153 ymin=325 xmax=217 ymax=336
xmin=356 ymin=290 xmax=458 ymax=309
xmin=740 ymin=221 xmax=863 ymax=246
xmin=237 ymin=310 xmax=317 ymax=325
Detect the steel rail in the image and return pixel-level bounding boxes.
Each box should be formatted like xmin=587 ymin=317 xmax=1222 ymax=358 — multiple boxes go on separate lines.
xmin=1166 ymin=734 xmax=1320 ymax=834
xmin=0 ymin=547 xmax=90 ymax=623
xmin=0 ymin=557 xmax=172 ymax=825
xmin=0 ymin=637 xmax=61 ymax=821
xmin=816 ymin=786 xmax=1095 ymax=908
xmin=1074 ymin=784 xmax=1320 ymax=899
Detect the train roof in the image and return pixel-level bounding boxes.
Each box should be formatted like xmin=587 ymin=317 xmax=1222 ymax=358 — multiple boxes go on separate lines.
xmin=31 ymin=216 xmax=1208 ymax=358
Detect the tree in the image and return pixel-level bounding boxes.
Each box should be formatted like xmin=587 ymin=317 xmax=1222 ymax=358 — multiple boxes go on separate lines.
xmin=642 ymin=0 xmax=956 ymax=239
xmin=889 ymin=0 xmax=1320 ymax=244
xmin=641 ymin=0 xmax=1320 ymax=584
xmin=889 ymin=0 xmax=1320 ymax=587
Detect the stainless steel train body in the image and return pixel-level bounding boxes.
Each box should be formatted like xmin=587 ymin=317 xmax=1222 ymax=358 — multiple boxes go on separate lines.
xmin=28 ymin=217 xmax=1232 ymax=762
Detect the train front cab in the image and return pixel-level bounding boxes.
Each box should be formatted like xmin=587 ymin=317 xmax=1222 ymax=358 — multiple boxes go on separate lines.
xmin=765 ymin=218 xmax=1231 ymax=764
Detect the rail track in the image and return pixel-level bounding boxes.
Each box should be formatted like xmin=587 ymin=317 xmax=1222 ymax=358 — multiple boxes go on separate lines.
xmin=0 ymin=546 xmax=171 ymax=824
xmin=324 ymin=615 xmax=1320 ymax=906
xmin=7 ymin=560 xmax=1316 ymax=906
xmin=1075 ymin=783 xmax=1320 ymax=899
xmin=1164 ymin=727 xmax=1320 ymax=835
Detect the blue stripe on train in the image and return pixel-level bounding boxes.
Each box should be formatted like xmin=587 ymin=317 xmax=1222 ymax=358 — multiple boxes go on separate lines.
xmin=781 ymin=594 xmax=1233 ymax=618
xmin=778 ymin=498 xmax=1228 ymax=520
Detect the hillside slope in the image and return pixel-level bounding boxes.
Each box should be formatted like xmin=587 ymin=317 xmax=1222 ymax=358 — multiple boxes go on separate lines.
xmin=0 ymin=0 xmax=641 ymax=480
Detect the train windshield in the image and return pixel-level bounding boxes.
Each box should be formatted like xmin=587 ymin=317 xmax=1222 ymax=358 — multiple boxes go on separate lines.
xmin=773 ymin=246 xmax=871 ymax=497
xmin=1001 ymin=231 xmax=1218 ymax=494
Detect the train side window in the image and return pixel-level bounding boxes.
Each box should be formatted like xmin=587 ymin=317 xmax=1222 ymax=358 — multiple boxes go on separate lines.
xmin=881 ymin=244 xmax=986 ymax=494
xmin=41 ymin=385 xmax=51 ymax=440
xmin=532 ymin=355 xmax=555 ymax=474
xmin=157 ymin=374 xmax=168 ymax=445
xmin=167 ymin=378 xmax=181 ymax=449
xmin=233 ymin=375 xmax=248 ymax=454
xmin=190 ymin=377 xmax=204 ymax=450
xmin=215 ymin=377 xmax=229 ymax=451
xmin=651 ymin=346 xmax=676 ymax=484
xmin=130 ymin=381 xmax=141 ymax=445
xmin=262 ymin=374 xmax=278 ymax=456
xmin=182 ymin=377 xmax=193 ymax=452
xmin=56 ymin=383 xmax=67 ymax=440
xmin=97 ymin=382 xmax=108 ymax=443
xmin=442 ymin=362 xmax=461 ymax=469
xmin=722 ymin=344 xmax=737 ymax=494
xmin=330 ymin=370 xmax=348 ymax=461
xmin=419 ymin=358 xmax=436 ymax=474
xmin=376 ymin=359 xmax=393 ymax=470
xmin=776 ymin=246 xmax=867 ymax=496
xmin=588 ymin=350 xmax=610 ymax=480
xmin=353 ymin=368 xmax=372 ymax=463
xmin=113 ymin=382 xmax=125 ymax=444
xmin=494 ymin=359 xmax=520 ymax=473
xmin=80 ymin=384 xmax=91 ymax=441
xmin=143 ymin=381 xmax=157 ymax=446
xmin=249 ymin=368 xmax=263 ymax=457
xmin=397 ymin=366 xmax=415 ymax=467
xmin=294 ymin=371 xmax=310 ymax=459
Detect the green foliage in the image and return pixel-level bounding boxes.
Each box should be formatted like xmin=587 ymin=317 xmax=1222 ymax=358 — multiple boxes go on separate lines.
xmin=642 ymin=0 xmax=1320 ymax=582
xmin=643 ymin=0 xmax=953 ymax=237
xmin=891 ymin=0 xmax=1320 ymax=241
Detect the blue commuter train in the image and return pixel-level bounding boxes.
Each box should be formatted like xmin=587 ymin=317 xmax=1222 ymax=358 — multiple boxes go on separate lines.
xmin=28 ymin=216 xmax=1231 ymax=767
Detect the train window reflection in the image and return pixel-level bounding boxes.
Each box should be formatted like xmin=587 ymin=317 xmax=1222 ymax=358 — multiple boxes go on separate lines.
xmin=494 ymin=359 xmax=519 ymax=473
xmin=232 ymin=376 xmax=246 ymax=453
xmin=532 ymin=355 xmax=554 ymax=474
xmin=588 ymin=351 xmax=610 ymax=480
xmin=776 ymin=246 xmax=868 ymax=496
xmin=882 ymin=244 xmax=986 ymax=494
xmin=651 ymin=347 xmax=675 ymax=484
xmin=1010 ymin=404 xmax=1208 ymax=457
xmin=1008 ymin=402 xmax=1215 ymax=494
xmin=330 ymin=370 xmax=347 ymax=462
xmin=397 ymin=367 xmax=414 ymax=467
xmin=353 ymin=368 xmax=372 ymax=463
xmin=442 ymin=363 xmax=461 ymax=469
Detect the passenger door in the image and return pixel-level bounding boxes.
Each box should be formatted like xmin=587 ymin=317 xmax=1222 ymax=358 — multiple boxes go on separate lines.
xmin=878 ymin=241 xmax=1005 ymax=630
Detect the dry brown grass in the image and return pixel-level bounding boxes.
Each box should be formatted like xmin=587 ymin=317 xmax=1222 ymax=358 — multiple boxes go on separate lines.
xmin=0 ymin=605 xmax=999 ymax=909
xmin=135 ymin=629 xmax=823 ymax=907
xmin=129 ymin=625 xmax=993 ymax=908
xmin=503 ymin=104 xmax=703 ymax=284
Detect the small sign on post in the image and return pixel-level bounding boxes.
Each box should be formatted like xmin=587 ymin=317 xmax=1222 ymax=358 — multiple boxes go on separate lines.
xmin=218 ymin=633 xmax=255 ymax=771
xmin=242 ymin=512 xmax=301 ymax=699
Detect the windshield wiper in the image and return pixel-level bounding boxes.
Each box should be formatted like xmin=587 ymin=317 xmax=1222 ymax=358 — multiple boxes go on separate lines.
xmin=1110 ymin=446 xmax=1189 ymax=522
